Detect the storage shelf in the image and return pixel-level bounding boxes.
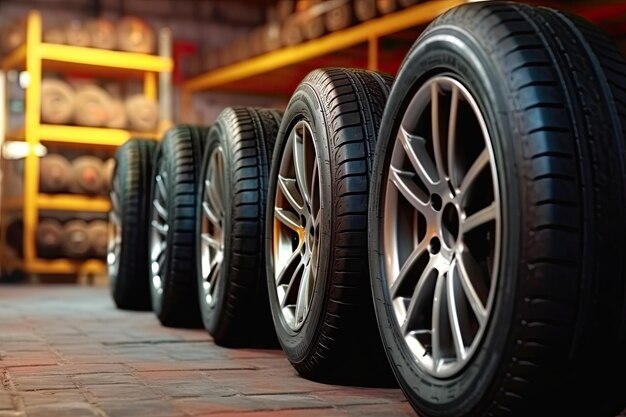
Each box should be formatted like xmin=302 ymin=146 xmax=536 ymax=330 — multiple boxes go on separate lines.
xmin=0 ymin=9 xmax=172 ymax=277
xmin=7 ymin=125 xmax=160 ymax=146
xmin=38 ymin=194 xmax=111 ymax=212
xmin=182 ymin=0 xmax=466 ymax=95
xmin=29 ymin=258 xmax=106 ymax=275
xmin=2 ymin=42 xmax=172 ymax=75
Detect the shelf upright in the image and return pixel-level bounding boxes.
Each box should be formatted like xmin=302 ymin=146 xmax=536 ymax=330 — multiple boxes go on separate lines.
xmin=0 ymin=9 xmax=174 ymax=278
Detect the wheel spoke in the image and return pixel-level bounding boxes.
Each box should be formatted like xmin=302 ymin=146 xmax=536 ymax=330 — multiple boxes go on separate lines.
xmin=275 ymin=245 xmax=303 ymax=286
xmin=390 ymin=238 xmax=429 ymax=297
xmin=153 ymin=198 xmax=167 ymax=219
xmin=459 ymin=148 xmax=489 ymax=200
xmin=457 ymin=247 xmax=488 ymax=324
xmin=447 ymin=85 xmax=460 ymax=188
xmin=446 ymin=266 xmax=468 ymax=361
xmin=279 ymin=260 xmax=304 ymax=308
xmin=294 ymin=264 xmax=312 ymax=325
xmin=401 ymin=257 xmax=438 ymax=333
xmin=206 ymin=178 xmax=225 ymax=216
xmin=202 ymin=202 xmax=221 ymax=229
xmin=430 ymin=272 xmax=446 ymax=368
xmin=430 ymin=81 xmax=447 ymax=184
xmin=389 ymin=166 xmax=430 ymax=212
xmin=156 ymin=174 xmax=167 ymax=198
xmin=201 ymin=233 xmax=221 ymax=250
xmin=151 ymin=220 xmax=168 ymax=236
xmin=206 ymin=257 xmax=221 ymax=286
xmin=293 ymin=130 xmax=310 ymax=205
xmin=275 ymin=207 xmax=301 ymax=232
xmin=462 ymin=202 xmax=497 ymax=234
xmin=398 ymin=128 xmax=439 ymax=191
xmin=278 ymin=175 xmax=305 ymax=213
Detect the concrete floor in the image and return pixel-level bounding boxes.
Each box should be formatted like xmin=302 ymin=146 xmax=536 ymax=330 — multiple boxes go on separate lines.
xmin=0 ymin=284 xmax=415 ymax=417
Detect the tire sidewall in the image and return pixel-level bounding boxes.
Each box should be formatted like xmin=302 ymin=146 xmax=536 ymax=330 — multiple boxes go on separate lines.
xmin=370 ymin=26 xmax=523 ymax=413
xmin=265 ymin=86 xmax=333 ymax=363
xmin=148 ymin=140 xmax=171 ymax=316
xmin=197 ymin=119 xmax=234 ymax=334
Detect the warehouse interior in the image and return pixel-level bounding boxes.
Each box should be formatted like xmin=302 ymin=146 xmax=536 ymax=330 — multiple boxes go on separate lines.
xmin=0 ymin=0 xmax=626 ymax=416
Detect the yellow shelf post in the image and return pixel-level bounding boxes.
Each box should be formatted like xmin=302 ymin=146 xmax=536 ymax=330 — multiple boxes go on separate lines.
xmin=23 ymin=10 xmax=42 ymax=266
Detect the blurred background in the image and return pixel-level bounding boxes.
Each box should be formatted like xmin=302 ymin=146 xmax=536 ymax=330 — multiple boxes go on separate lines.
xmin=0 ymin=0 xmax=625 ymax=285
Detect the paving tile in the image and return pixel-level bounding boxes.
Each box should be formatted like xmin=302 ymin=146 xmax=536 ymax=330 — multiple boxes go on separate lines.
xmin=11 ymin=375 xmax=76 ymax=391
xmin=85 ymin=384 xmax=162 ymax=402
xmin=97 ymin=399 xmax=185 ymax=417
xmin=0 ymin=393 xmax=14 ymax=410
xmin=73 ymin=372 xmax=139 ymax=386
xmin=19 ymin=390 xmax=87 ymax=406
xmin=25 ymin=402 xmax=103 ymax=417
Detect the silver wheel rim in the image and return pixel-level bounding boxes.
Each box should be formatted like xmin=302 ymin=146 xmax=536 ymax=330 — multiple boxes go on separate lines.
xmin=383 ymin=76 xmax=501 ymax=378
xmin=200 ymin=146 xmax=226 ymax=308
xmin=150 ymin=168 xmax=169 ymax=296
xmin=107 ymin=189 xmax=121 ymax=280
xmin=272 ymin=120 xmax=321 ymax=331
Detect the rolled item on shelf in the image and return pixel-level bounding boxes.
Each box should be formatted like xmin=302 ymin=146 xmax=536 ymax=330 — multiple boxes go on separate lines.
xmin=124 ymin=94 xmax=159 ymax=132
xmin=302 ymin=12 xmax=325 ymax=40
xmin=106 ymin=98 xmax=128 ymax=129
xmin=6 ymin=219 xmax=23 ymax=257
xmin=86 ymin=17 xmax=117 ymax=50
xmin=354 ymin=0 xmax=377 ymax=21
xmin=65 ymin=19 xmax=91 ymax=47
xmin=61 ymin=219 xmax=91 ymax=259
xmin=232 ymin=37 xmax=250 ymax=62
xmin=116 ymin=16 xmax=155 ymax=54
xmin=86 ymin=219 xmax=108 ymax=259
xmin=1 ymin=21 xmax=24 ymax=53
xmin=41 ymin=78 xmax=76 ymax=125
xmin=73 ymin=84 xmax=113 ymax=127
xmin=268 ymin=0 xmax=295 ymax=22
xmin=36 ymin=218 xmax=64 ymax=259
xmin=376 ymin=0 xmax=397 ymax=14
xmin=102 ymin=157 xmax=116 ymax=194
xmin=281 ymin=15 xmax=304 ymax=46
xmin=43 ymin=27 xmax=66 ymax=44
xmin=325 ymin=0 xmax=353 ymax=33
xmin=69 ymin=156 xmax=105 ymax=195
xmin=262 ymin=22 xmax=282 ymax=52
xmin=39 ymin=153 xmax=73 ymax=194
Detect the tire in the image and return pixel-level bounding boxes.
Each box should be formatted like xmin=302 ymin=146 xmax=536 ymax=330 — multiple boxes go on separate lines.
xmin=196 ymin=107 xmax=282 ymax=348
xmin=149 ymin=124 xmax=209 ymax=328
xmin=265 ymin=68 xmax=396 ymax=386
xmin=108 ymin=137 xmax=156 ymax=311
xmin=367 ymin=2 xmax=626 ymax=416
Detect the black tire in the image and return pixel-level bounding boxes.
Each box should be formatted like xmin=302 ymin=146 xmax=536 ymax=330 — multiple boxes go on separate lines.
xmin=149 ymin=124 xmax=209 ymax=328
xmin=265 ymin=68 xmax=396 ymax=386
xmin=368 ymin=2 xmax=626 ymax=416
xmin=196 ymin=107 xmax=282 ymax=348
xmin=108 ymin=137 xmax=156 ymax=311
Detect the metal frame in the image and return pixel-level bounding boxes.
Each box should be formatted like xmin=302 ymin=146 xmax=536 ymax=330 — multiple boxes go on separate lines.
xmin=0 ymin=10 xmax=173 ymax=277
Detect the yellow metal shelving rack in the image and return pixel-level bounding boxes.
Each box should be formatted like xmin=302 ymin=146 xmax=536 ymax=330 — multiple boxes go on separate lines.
xmin=0 ymin=10 xmax=174 ymax=278
xmin=181 ymin=0 xmax=467 ymax=107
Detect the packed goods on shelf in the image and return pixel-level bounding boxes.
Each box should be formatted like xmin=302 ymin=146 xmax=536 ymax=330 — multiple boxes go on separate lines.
xmin=1 ymin=15 xmax=155 ymax=54
xmin=40 ymin=78 xmax=159 ymax=131
xmin=203 ymin=0 xmax=419 ymax=71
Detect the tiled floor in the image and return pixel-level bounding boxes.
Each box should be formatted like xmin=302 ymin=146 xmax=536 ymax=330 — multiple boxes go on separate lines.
xmin=0 ymin=284 xmax=414 ymax=417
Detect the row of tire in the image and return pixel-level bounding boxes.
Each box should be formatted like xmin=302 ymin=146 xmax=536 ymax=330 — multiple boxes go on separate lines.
xmin=107 ymin=3 xmax=626 ymax=417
